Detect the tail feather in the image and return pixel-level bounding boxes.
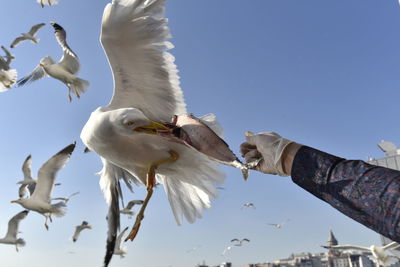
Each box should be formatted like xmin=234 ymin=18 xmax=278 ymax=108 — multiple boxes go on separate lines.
xmin=72 ymin=77 xmax=89 ymax=96
xmin=16 ymin=238 xmax=26 ymax=247
xmin=50 ymin=201 xmax=67 ymax=217
xmin=0 ymin=69 xmax=17 ymax=92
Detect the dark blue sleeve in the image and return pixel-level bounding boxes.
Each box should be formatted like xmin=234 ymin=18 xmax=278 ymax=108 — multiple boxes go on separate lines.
xmin=291 ymin=146 xmax=400 ymax=242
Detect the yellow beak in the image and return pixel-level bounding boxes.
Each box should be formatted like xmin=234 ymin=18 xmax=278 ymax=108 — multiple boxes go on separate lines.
xmin=134 ymin=120 xmax=169 ymax=134
xmin=10 ymin=200 xmax=18 ymax=203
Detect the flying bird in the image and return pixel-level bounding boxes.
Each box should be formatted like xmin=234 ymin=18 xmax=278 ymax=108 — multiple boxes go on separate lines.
xmin=120 ymin=200 xmax=144 ymax=217
xmin=0 ymin=69 xmax=17 ymax=92
xmin=267 ymin=219 xmax=290 ymax=229
xmin=0 ymin=210 xmax=29 ymax=252
xmin=72 ymin=221 xmax=92 ymax=242
xmin=18 ymin=22 xmax=89 ymax=102
xmin=11 ymin=143 xmax=76 ymax=230
xmin=230 ymin=238 xmax=250 ymax=247
xmin=17 ymin=155 xmax=36 ymax=199
xmin=0 ymin=46 xmax=15 ymax=71
xmin=52 ymin=191 xmax=80 ymax=204
xmin=113 ymin=227 xmax=129 ymax=258
xmin=37 ymin=0 xmax=59 ymax=8
xmin=80 ymin=1 xmax=252 ymax=266
xmin=241 ymin=203 xmax=256 ymax=209
xmin=221 ymin=245 xmax=233 ymax=256
xmin=10 ymin=23 xmax=45 ymax=48
xmin=323 ymin=242 xmax=400 ymax=267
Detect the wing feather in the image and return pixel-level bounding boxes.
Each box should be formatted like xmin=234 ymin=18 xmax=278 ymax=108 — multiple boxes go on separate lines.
xmin=30 ymin=143 xmax=75 ymax=203
xmin=28 ymin=23 xmax=45 ymax=36
xmin=5 ymin=210 xmax=29 ymax=240
xmin=17 ymin=57 xmax=55 ymax=87
xmin=10 ymin=37 xmax=26 ymax=48
xmin=22 ymin=155 xmax=33 ymax=181
xmin=101 ymin=0 xmax=186 ymax=121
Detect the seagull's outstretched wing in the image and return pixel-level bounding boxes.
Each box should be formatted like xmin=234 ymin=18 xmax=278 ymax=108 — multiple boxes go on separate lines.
xmin=101 ymin=0 xmax=186 ymax=121
xmin=50 ymin=22 xmax=80 ymax=74
xmin=30 ymin=143 xmax=75 ymax=203
xmin=1 ymin=46 xmax=14 ymax=67
xmin=383 ymin=242 xmax=400 ymax=251
xmin=22 ymin=155 xmax=33 ymax=181
xmin=28 ymin=23 xmax=46 ymax=36
xmin=125 ymin=199 xmax=144 ymax=210
xmin=10 ymin=37 xmax=26 ymax=49
xmin=17 ymin=57 xmax=54 ymax=86
xmin=5 ymin=210 xmax=29 ymax=240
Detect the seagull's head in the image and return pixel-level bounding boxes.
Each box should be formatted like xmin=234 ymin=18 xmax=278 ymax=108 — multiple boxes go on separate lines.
xmin=39 ymin=56 xmax=53 ymax=67
xmin=113 ymin=108 xmax=168 ymax=135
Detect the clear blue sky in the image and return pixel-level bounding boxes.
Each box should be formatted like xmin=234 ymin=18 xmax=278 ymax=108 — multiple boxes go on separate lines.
xmin=0 ymin=0 xmax=399 ymax=266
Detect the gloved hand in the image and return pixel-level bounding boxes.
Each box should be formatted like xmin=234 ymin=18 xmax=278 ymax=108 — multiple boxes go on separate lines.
xmin=240 ymin=131 xmax=297 ymax=176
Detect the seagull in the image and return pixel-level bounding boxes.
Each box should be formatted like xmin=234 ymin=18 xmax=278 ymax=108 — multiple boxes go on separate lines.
xmin=120 ymin=200 xmax=144 ymax=217
xmin=72 ymin=221 xmax=92 ymax=242
xmin=0 ymin=210 xmax=29 ymax=252
xmin=80 ymin=1 xmax=252 ymax=266
xmin=0 ymin=46 xmax=15 ymax=71
xmin=323 ymin=242 xmax=400 ymax=267
xmin=52 ymin=191 xmax=80 ymax=204
xmin=230 ymin=238 xmax=250 ymax=247
xmin=267 ymin=219 xmax=290 ymax=229
xmin=10 ymin=23 xmax=45 ymax=48
xmin=113 ymin=227 xmax=129 ymax=258
xmin=37 ymin=0 xmax=59 ymax=8
xmin=11 ymin=143 xmax=76 ymax=230
xmin=221 ymin=245 xmax=233 ymax=256
xmin=17 ymin=155 xmax=36 ymax=199
xmin=18 ymin=22 xmax=89 ymax=102
xmin=185 ymin=245 xmax=202 ymax=254
xmin=0 ymin=69 xmax=17 ymax=92
xmin=241 ymin=203 xmax=256 ymax=209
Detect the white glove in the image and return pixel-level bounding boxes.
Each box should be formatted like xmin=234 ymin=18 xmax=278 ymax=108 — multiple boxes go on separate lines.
xmin=240 ymin=131 xmax=293 ymax=176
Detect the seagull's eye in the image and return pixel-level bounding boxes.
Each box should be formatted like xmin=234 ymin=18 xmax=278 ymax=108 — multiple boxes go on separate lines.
xmin=126 ymin=121 xmax=134 ymax=126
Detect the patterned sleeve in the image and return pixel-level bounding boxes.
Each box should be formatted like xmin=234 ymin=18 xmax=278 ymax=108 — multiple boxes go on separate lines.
xmin=291 ymin=146 xmax=400 ymax=242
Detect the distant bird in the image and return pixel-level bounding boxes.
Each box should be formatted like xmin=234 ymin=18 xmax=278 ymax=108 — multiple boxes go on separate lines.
xmin=323 ymin=242 xmax=400 ymax=267
xmin=241 ymin=203 xmax=256 ymax=209
xmin=10 ymin=23 xmax=45 ymax=48
xmin=0 ymin=210 xmax=29 ymax=251
xmin=113 ymin=227 xmax=129 ymax=258
xmin=37 ymin=0 xmax=59 ymax=7
xmin=0 ymin=69 xmax=17 ymax=92
xmin=120 ymin=200 xmax=144 ymax=217
xmin=52 ymin=191 xmax=80 ymax=204
xmin=185 ymin=245 xmax=202 ymax=253
xmin=17 ymin=155 xmax=36 ymax=199
xmin=0 ymin=46 xmax=15 ymax=70
xmin=267 ymin=219 xmax=290 ymax=229
xmin=216 ymin=186 xmax=225 ymax=190
xmin=18 ymin=22 xmax=89 ymax=102
xmin=11 ymin=143 xmax=76 ymax=230
xmin=80 ymin=1 xmax=253 ymax=266
xmin=72 ymin=221 xmax=92 ymax=242
xmin=231 ymin=238 xmax=250 ymax=247
xmin=221 ymin=245 xmax=233 ymax=256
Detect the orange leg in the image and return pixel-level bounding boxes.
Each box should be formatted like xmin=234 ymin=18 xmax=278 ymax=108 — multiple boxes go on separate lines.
xmin=125 ymin=150 xmax=179 ymax=241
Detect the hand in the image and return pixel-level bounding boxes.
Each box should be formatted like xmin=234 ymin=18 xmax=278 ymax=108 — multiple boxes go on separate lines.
xmin=240 ymin=131 xmax=299 ymax=176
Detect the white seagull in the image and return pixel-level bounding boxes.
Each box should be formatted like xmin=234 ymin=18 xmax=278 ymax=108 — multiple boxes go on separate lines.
xmin=11 ymin=143 xmax=76 ymax=230
xmin=241 ymin=203 xmax=256 ymax=209
xmin=72 ymin=221 xmax=92 ymax=242
xmin=221 ymin=245 xmax=233 ymax=256
xmin=267 ymin=219 xmax=290 ymax=229
xmin=113 ymin=227 xmax=129 ymax=258
xmin=120 ymin=199 xmax=144 ymax=217
xmin=37 ymin=0 xmax=59 ymax=8
xmin=324 ymin=242 xmax=400 ymax=267
xmin=0 ymin=210 xmax=29 ymax=251
xmin=18 ymin=22 xmax=89 ymax=102
xmin=10 ymin=23 xmax=45 ymax=48
xmin=230 ymin=238 xmax=250 ymax=247
xmin=17 ymin=155 xmax=36 ymax=199
xmin=0 ymin=69 xmax=17 ymax=92
xmin=0 ymin=46 xmax=15 ymax=71
xmin=80 ymin=1 xmax=251 ymax=266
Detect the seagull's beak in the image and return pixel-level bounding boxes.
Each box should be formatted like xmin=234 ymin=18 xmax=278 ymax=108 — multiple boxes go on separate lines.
xmin=133 ymin=120 xmax=169 ymax=135
xmin=10 ymin=200 xmax=18 ymax=203
xmin=40 ymin=63 xmax=45 ymax=67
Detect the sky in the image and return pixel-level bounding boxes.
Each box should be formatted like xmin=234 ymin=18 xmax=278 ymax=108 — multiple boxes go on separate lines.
xmin=0 ymin=0 xmax=399 ymax=267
